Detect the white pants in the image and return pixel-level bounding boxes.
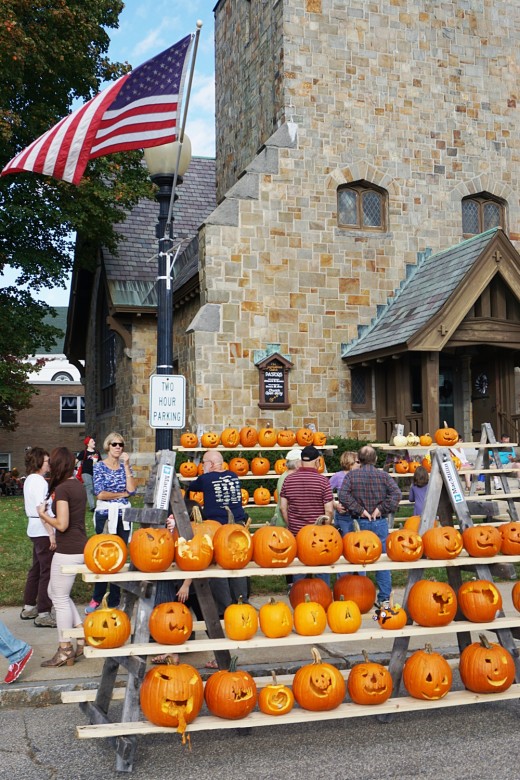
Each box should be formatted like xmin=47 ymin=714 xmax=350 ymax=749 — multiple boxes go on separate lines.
xmin=48 ymin=552 xmax=84 ymax=642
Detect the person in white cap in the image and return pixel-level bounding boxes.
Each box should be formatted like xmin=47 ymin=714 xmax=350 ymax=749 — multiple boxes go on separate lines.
xmin=271 ymin=449 xmax=301 ymax=526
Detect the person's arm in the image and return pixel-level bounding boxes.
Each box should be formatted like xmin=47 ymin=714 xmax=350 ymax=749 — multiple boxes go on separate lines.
xmin=121 ymin=451 xmax=136 ymax=494
xmin=323 ymin=500 xmax=334 ymax=523
xmin=177 ymin=579 xmax=192 ymax=602
xmin=338 ymin=475 xmax=364 ymax=516
xmin=38 ymin=499 xmax=70 ymax=533
xmin=280 ymin=496 xmax=289 ymax=524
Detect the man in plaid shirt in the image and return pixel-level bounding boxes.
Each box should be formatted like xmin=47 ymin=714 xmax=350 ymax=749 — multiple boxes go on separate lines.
xmin=337 ymin=445 xmax=402 ymax=605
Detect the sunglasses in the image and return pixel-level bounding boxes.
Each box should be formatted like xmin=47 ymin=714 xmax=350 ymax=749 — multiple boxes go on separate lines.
xmin=110 ymin=442 xmax=124 ymax=448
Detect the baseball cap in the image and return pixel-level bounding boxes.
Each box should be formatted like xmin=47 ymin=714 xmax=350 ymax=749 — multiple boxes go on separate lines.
xmin=285 ymin=449 xmax=302 ymax=462
xmin=300 ymin=445 xmax=321 ymax=462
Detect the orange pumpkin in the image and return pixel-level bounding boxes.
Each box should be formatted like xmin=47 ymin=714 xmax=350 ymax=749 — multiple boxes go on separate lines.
xmin=403 ymin=515 xmax=422 ymax=532
xmin=296 ymin=427 xmax=314 ymax=446
xmin=293 ymin=647 xmax=346 ymax=711
xmin=197 ymin=462 xmax=204 ymax=475
xmin=84 ymin=595 xmax=131 ymax=649
xmin=500 ymin=522 xmax=520 ymax=555
xmin=407 ymin=580 xmax=457 ymax=627
xmin=84 ymin=534 xmax=128 ymax=574
xmin=149 ymin=601 xmax=193 ymax=645
xmin=180 ymin=432 xmax=198 ymax=448
xmin=421 ymin=455 xmax=432 ymax=473
xmin=316 ymin=455 xmax=325 ymax=473
xmin=333 ymin=574 xmax=376 ymax=613
xmin=274 ymin=458 xmax=287 ymax=475
xmin=347 ymin=651 xmax=393 ymax=705
xmin=326 ymin=596 xmax=361 ymax=634
xmin=459 ymin=634 xmax=515 ymax=694
xmin=252 ymin=524 xmax=297 ymax=568
xmin=140 ymin=658 xmax=204 ymax=733
xmin=259 ymin=597 xmax=294 ymax=638
xmin=394 ymin=458 xmax=409 ymax=474
xmin=343 ymin=522 xmax=382 ymax=564
xmin=296 ymin=519 xmax=343 ymax=566
xmin=189 ymin=490 xmax=204 ymax=505
xmin=386 ymin=528 xmax=424 ymax=562
xmin=512 ymin=581 xmax=520 ymax=613
xmin=201 ymin=431 xmax=220 ymax=448
xmin=258 ymin=671 xmax=294 ymax=716
xmin=313 ymin=431 xmax=327 ymax=446
xmin=462 ymin=525 xmax=502 ymax=558
xmin=376 ymin=596 xmax=408 ymax=630
xmin=293 ymin=595 xmax=327 ymax=636
xmin=419 ymin=433 xmax=433 ymax=447
xmin=228 ymin=457 xmax=249 ymax=476
xmin=204 ymin=657 xmax=257 ymax=719
xmin=289 ymin=578 xmax=333 ymax=610
xmin=129 ymin=527 xmax=175 ymax=572
xmin=403 ymin=644 xmax=452 ymax=701
xmin=174 ymin=532 xmax=213 ymax=571
xmin=213 ymin=522 xmax=253 ymax=569
xmin=239 ymin=426 xmax=258 ymax=447
xmin=250 ymin=456 xmax=270 ymax=476
xmin=408 ymin=460 xmax=420 ymax=474
xmin=258 ymin=427 xmax=278 ymax=447
xmin=253 ymin=486 xmax=271 ymax=505
xmin=458 ymin=579 xmax=502 ymax=622
xmin=179 ymin=460 xmax=198 ymax=478
xmin=220 ymin=427 xmax=240 ymax=448
xmin=190 ymin=505 xmax=220 ymax=540
xmin=434 ymin=422 xmax=459 ymax=446
xmin=224 ymin=597 xmax=259 ymax=640
xmin=422 ymin=525 xmax=463 ymax=559
xmin=277 ymin=428 xmax=296 ymax=447
xmin=451 ymin=455 xmax=462 ymax=470
xmin=240 ymin=488 xmax=250 ymax=505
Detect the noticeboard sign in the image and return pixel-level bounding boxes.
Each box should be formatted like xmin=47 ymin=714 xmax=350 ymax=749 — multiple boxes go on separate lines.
xmin=149 ymin=374 xmax=185 ymax=429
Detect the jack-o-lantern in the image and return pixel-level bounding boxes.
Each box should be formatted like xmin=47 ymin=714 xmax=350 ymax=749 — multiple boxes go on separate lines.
xmin=221 ymin=427 xmax=240 ymax=448
xmin=201 ymin=431 xmax=220 ymax=448
xmin=84 ymin=595 xmax=131 ymax=648
xmin=189 ymin=491 xmax=204 ymax=505
xmin=252 ymin=524 xmax=297 ymax=568
xmin=240 ymin=488 xmax=250 ymax=506
xmin=274 ymin=458 xmax=287 ymax=475
xmin=213 ymin=521 xmax=253 ymax=569
xmin=316 ymin=455 xmax=325 ymax=473
xmin=289 ymin=577 xmax=333 ymax=610
xmin=347 ymin=651 xmax=393 ymax=705
xmin=459 ymin=634 xmax=515 ymax=693
xmin=434 ymin=422 xmax=459 ymax=446
xmin=180 ymin=432 xmax=198 ymax=448
xmin=258 ymin=427 xmax=277 ymax=447
xmin=500 ymin=522 xmax=520 ymax=555
xmin=204 ymin=657 xmax=257 ymax=719
xmin=149 ymin=601 xmax=193 ymax=645
xmin=421 ymin=455 xmax=432 ymax=473
xmin=512 ymin=581 xmax=520 ymax=613
xmin=333 ymin=574 xmax=376 ymax=613
xmin=129 ymin=527 xmax=175 ymax=572
xmin=327 ymin=596 xmax=362 ymax=634
xmin=259 ymin=597 xmax=294 ymax=638
xmin=258 ymin=671 xmax=295 ymax=716
xmin=84 ymin=533 xmax=128 ymax=574
xmin=294 ymin=595 xmax=327 ymax=636
xmin=462 ymin=525 xmax=502 ymax=558
xmin=197 ymin=462 xmax=204 ymax=475
xmin=402 ymin=644 xmax=452 ymax=700
xmin=374 ymin=594 xmax=408 ymax=630
xmin=407 ymin=580 xmax=457 ymax=627
xmin=293 ymin=647 xmax=346 ymax=710
xmin=296 ymin=427 xmax=314 ymax=446
xmin=239 ymin=426 xmax=258 ymax=447
xmin=408 ymin=460 xmax=420 ymax=474
xmin=343 ymin=521 xmax=383 ymax=564
xmin=253 ymin=486 xmax=271 ymax=505
xmin=386 ymin=528 xmax=424 ymax=562
xmin=224 ymin=597 xmax=259 ymax=640
xmin=394 ymin=459 xmax=409 ymax=474
xmin=250 ymin=456 xmax=270 ymax=476
xmin=140 ymin=658 xmax=204 ymax=733
xmin=419 ymin=433 xmax=433 ymax=447
xmin=296 ymin=518 xmax=343 ymax=566
xmin=277 ymin=428 xmax=296 ymax=447
xmin=228 ymin=457 xmax=249 ymax=476
xmin=457 ymin=579 xmax=502 ymax=622
xmin=313 ymin=431 xmax=327 ymax=446
xmin=174 ymin=532 xmax=213 ymax=571
xmin=179 ymin=460 xmax=198 ymax=478
xmin=422 ymin=525 xmax=463 ymax=559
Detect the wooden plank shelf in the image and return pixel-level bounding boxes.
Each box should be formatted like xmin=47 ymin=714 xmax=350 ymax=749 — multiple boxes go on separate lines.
xmin=173 ymin=445 xmax=337 ymax=452
xmin=182 ymin=472 xmax=335 ymax=481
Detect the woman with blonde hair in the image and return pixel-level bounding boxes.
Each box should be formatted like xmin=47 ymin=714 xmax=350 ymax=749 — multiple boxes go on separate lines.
xmin=330 ymin=451 xmax=361 ymax=536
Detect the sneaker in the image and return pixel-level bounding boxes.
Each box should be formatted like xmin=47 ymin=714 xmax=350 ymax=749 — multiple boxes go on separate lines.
xmin=4 ymin=648 xmax=33 ymax=684
xmin=85 ymin=599 xmax=100 ymax=615
xmin=20 ymin=606 xmax=38 ymax=620
xmin=34 ymin=612 xmax=57 ymax=628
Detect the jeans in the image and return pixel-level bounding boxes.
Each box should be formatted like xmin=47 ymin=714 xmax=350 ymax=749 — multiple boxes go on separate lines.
xmin=82 ymin=473 xmax=95 ymax=510
xmin=91 ymin=513 xmax=130 ymax=607
xmin=0 ymin=618 xmax=31 ymax=665
xmin=334 ymin=516 xmax=391 ymax=603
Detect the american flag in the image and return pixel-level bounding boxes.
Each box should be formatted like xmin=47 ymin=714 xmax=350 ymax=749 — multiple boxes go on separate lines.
xmin=1 ymin=34 xmax=193 ymax=185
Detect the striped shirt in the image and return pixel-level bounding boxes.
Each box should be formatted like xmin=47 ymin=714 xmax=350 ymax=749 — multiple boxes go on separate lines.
xmin=338 ymin=464 xmax=402 ymax=517
xmin=280 ymin=468 xmax=333 ymax=534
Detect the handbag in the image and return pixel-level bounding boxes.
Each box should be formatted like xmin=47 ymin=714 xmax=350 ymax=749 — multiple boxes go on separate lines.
xmin=75 ymin=461 xmax=83 ymax=483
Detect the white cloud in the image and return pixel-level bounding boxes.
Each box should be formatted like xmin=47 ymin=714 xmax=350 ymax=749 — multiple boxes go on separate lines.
xmin=187 ymin=117 xmax=216 ymax=158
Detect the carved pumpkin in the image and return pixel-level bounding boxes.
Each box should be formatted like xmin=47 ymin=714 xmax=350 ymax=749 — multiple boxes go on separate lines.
xmin=224 ymin=597 xmax=259 ymax=640
xmin=180 ymin=432 xmax=198 ymax=448
xmin=347 ymin=651 xmax=393 ymax=705
xmin=228 ymin=457 xmax=249 ymax=476
xmin=213 ymin=522 xmax=253 ymax=569
xmin=394 ymin=458 xmax=409 ymax=474
xmin=239 ymin=426 xmax=258 ymax=447
xmin=294 ymin=594 xmax=327 ymax=636
xmin=179 ymin=460 xmax=198 ymax=478
xmin=459 ymin=634 xmax=515 ymax=693
xmin=462 ymin=525 xmax=502 ymax=558
xmin=386 ymin=528 xmax=424 ymax=562
xmin=250 ymin=456 xmax=270 ymax=476
xmin=422 ymin=525 xmax=463 ymax=559
xmin=274 ymin=458 xmax=287 ymax=475
xmin=258 ymin=671 xmax=294 ymax=716
xmin=140 ymin=658 xmax=204 ymax=732
xmin=277 ymin=428 xmax=296 ymax=447
xmin=419 ymin=433 xmax=433 ymax=447
xmin=313 ymin=431 xmax=327 ymax=446
xmin=220 ymin=427 xmax=240 ymax=448
xmin=375 ymin=594 xmax=408 ymax=630
xmin=333 ymin=574 xmax=376 ymax=613
xmin=204 ymin=657 xmax=258 ymax=719
xmin=253 ymin=486 xmax=271 ymax=505
xmin=252 ymin=524 xmax=297 ymax=568
xmin=434 ymin=422 xmax=459 ymax=446
xmin=316 ymin=455 xmax=325 ymax=473
xmin=84 ymin=533 xmax=127 ymax=574
xmin=129 ymin=527 xmax=175 ymax=572
xmin=201 ymin=431 xmax=220 ymax=448
xmin=458 ymin=579 xmax=502 ymax=622
xmin=392 ymin=434 xmax=408 ymax=447
xmin=343 ymin=522 xmax=383 ymax=564
xmin=296 ymin=518 xmax=343 ymax=566
xmin=258 ymin=427 xmax=278 ymax=447
xmin=197 ymin=463 xmax=204 ymax=475
xmin=451 ymin=455 xmax=462 ymax=470
xmin=512 ymin=581 xmax=520 ymax=613
xmin=296 ymin=427 xmax=314 ymax=446
xmin=174 ymin=532 xmax=213 ymax=571
xmin=190 ymin=505 xmax=220 ymax=540
xmin=84 ymin=595 xmax=131 ymax=649
xmin=421 ymin=455 xmax=432 ymax=473
xmin=259 ymin=597 xmax=294 ymax=638
xmin=189 ymin=491 xmax=204 ymax=505
xmin=407 ymin=580 xmax=457 ymax=627
xmin=408 ymin=460 xmax=420 ymax=474
xmin=149 ymin=601 xmax=193 ymax=645
xmin=327 ymin=596 xmax=361 ymax=634
xmin=240 ymin=488 xmax=250 ymax=506
xmin=293 ymin=647 xmax=346 ymax=710
xmin=500 ymin=522 xmax=520 ymax=555
xmin=402 ymin=644 xmax=452 ymax=700
xmin=289 ymin=578 xmax=333 ymax=610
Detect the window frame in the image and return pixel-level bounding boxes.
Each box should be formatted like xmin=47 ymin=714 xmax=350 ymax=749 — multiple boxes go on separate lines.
xmin=350 ymin=366 xmax=373 ymax=413
xmin=337 ymin=181 xmax=388 ymax=232
xmin=462 ymin=193 xmax=506 ymax=238
xmin=60 ymin=395 xmax=85 ymax=425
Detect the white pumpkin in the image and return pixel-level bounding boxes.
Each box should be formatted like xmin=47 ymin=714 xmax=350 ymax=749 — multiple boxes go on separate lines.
xmin=406 ymin=432 xmax=420 ymax=446
xmin=393 ymin=435 xmax=408 ymax=447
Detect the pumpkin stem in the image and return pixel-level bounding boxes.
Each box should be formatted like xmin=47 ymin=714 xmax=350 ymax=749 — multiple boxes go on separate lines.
xmin=315 ymin=515 xmax=328 ymax=525
xmin=165 ymin=654 xmax=180 ymax=665
xmin=478 ymin=633 xmax=493 ymax=649
xmin=228 ymin=655 xmax=239 ymax=672
xmin=191 ymin=505 xmax=203 ymax=525
xmin=353 ymin=519 xmax=361 ymax=533
xmin=270 ymin=670 xmax=279 ymax=685
xmin=100 ymin=594 xmax=110 ymax=610
xmin=424 ymin=643 xmax=433 ymax=654
xmin=389 ymin=592 xmax=395 ymax=610
xmin=269 ymin=597 xmax=277 ymax=606
xmin=245 ymin=517 xmax=252 ymax=531
xmin=311 ymin=646 xmax=322 ymax=664
xmin=362 ymin=649 xmax=370 ymax=663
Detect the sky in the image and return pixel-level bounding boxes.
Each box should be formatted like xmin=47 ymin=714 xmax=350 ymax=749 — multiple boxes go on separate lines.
xmin=2 ymin=0 xmax=216 ymax=306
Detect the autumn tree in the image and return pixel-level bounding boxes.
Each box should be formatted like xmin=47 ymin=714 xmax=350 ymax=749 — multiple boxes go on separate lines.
xmin=0 ymin=0 xmax=153 ymax=428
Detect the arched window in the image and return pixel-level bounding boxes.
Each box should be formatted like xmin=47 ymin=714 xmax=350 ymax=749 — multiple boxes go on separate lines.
xmin=462 ymin=193 xmax=506 ymax=237
xmin=337 ymin=181 xmax=387 ymax=231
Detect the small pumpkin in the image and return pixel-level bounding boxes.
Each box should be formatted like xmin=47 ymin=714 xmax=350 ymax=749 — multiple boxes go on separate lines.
xmin=394 ymin=458 xmax=409 ymax=474
xmin=83 ymin=533 xmax=127 ymax=574
xmin=252 ymin=524 xmax=297 ymax=568
xmin=296 ymin=427 xmax=315 ymax=446
xmin=421 ymin=455 xmax=432 ymax=473
xmin=296 ymin=517 xmax=343 ymax=567
xmin=422 ymin=525 xmax=463 ymax=560
xmin=406 ymin=432 xmax=420 ymax=446
xmin=140 ymin=657 xmax=204 ymax=733
xmin=259 ymin=597 xmax=294 ymax=638
xmin=407 ymin=580 xmax=457 ymax=627
xmin=149 ymin=601 xmax=193 ymax=645
xmin=258 ymin=671 xmax=295 ymax=716
xmin=239 ymin=426 xmax=258 ymax=448
xmin=274 ymin=458 xmax=287 ymax=475
xmin=374 ymin=593 xmax=408 ymax=630
xmin=459 ymin=634 xmax=515 ymax=693
xmin=457 ymin=579 xmax=502 ymax=622
xmin=408 ymin=460 xmax=420 ymax=474
xmin=84 ymin=594 xmax=131 ymax=649
xmin=228 ymin=456 xmax=249 ymax=476
xmin=402 ymin=644 xmax=452 ymax=700
xmin=327 ymin=596 xmax=361 ymax=634
xmin=347 ymin=650 xmax=393 ymax=705
xmin=201 ymin=431 xmax=220 ymax=448
xmin=213 ymin=520 xmax=253 ymax=569
xmin=179 ymin=460 xmax=198 ymax=478
xmin=180 ymin=431 xmax=198 ymax=448
xmin=253 ymin=486 xmax=271 ymax=505
xmin=500 ymin=522 xmax=520 ymax=555
xmin=204 ymin=656 xmax=258 ymax=719
xmin=250 ymin=456 xmax=270 ymax=476
xmin=333 ymin=574 xmax=376 ymax=614
xmin=386 ymin=528 xmax=423 ymax=562
xmin=289 ymin=577 xmax=333 ymax=610
xmin=313 ymin=431 xmax=327 ymax=446
xmin=224 ymin=597 xmax=259 ymax=640
xmin=129 ymin=527 xmax=175 ymax=572
xmin=293 ymin=647 xmax=346 ymax=711
xmin=462 ymin=525 xmax=502 ymax=558
xmin=277 ymin=428 xmax=296 ymax=447
xmin=343 ymin=520 xmax=382 ymax=564
xmin=220 ymin=427 xmax=240 ymax=448
xmin=419 ymin=433 xmax=433 ymax=447
xmin=257 ymin=427 xmax=278 ymax=447
xmin=293 ymin=594 xmax=327 ymax=636
xmin=434 ymin=421 xmax=459 ymax=446
xmin=392 ymin=434 xmax=408 ymax=447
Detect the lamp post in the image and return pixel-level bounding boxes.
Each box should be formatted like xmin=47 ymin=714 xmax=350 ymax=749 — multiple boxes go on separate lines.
xmin=144 ymin=136 xmax=192 ymax=451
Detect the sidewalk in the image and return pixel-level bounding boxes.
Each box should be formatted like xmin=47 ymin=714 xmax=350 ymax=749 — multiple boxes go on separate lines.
xmin=1 ymin=584 xmax=518 ymax=708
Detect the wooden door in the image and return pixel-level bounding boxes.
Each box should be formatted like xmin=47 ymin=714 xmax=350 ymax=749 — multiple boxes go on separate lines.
xmin=471 ymin=361 xmax=497 ymax=437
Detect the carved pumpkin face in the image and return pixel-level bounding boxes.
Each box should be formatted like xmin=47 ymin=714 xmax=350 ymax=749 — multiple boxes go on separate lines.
xmin=84 ymin=598 xmax=131 ymax=649
xmin=213 ymin=523 xmax=253 ymax=569
xmin=259 ymin=598 xmax=294 ymax=638
xmin=250 ymin=456 xmax=270 ymax=476
xmin=220 ymin=427 xmax=240 ymax=448
xmin=228 ymin=457 xmax=249 ymax=476
xmin=140 ymin=661 xmax=204 ymax=732
xmin=408 ymin=460 xmax=420 ymax=474
xmin=293 ymin=647 xmax=346 ymax=711
xmin=457 ymin=579 xmax=502 ymax=622
xmin=512 ymin=581 xmax=520 ymax=613
xmin=296 ymin=523 xmax=343 ymax=566
xmin=253 ymin=487 xmax=271 ymax=505
xmin=239 ymin=426 xmax=258 ymax=447
xmin=422 ymin=526 xmax=463 ymax=560
xmin=407 ymin=580 xmax=457 ymax=627
xmin=174 ymin=533 xmax=213 ymax=571
xmin=293 ymin=597 xmax=327 ymax=636
xmin=204 ymin=659 xmax=258 ymax=719
xmin=201 ymin=431 xmax=220 ymax=448
xmin=347 ymin=656 xmax=393 ymax=705
xmin=462 ymin=525 xmax=502 ymax=558
xmin=421 ymin=455 xmax=432 ymax=472
xmin=313 ymin=431 xmax=327 ymax=446
xmin=500 ymin=522 xmax=520 ymax=555
xmin=296 ymin=427 xmax=314 ymax=446
xmin=459 ymin=636 xmax=515 ymax=693
xmin=252 ymin=524 xmax=297 ymax=567
xmin=189 ymin=490 xmax=204 ymax=505
xmin=326 ymin=597 xmax=362 ymax=634
xmin=403 ymin=645 xmax=452 ymax=700
xmin=386 ymin=529 xmax=423 ymax=562
xmin=434 ymin=424 xmax=459 ymax=446
xmin=149 ymin=601 xmax=193 ymax=645
xmin=258 ymin=672 xmax=295 ymax=716
xmin=257 ymin=427 xmax=277 ymax=447
xmin=180 ymin=432 xmax=198 ymax=448
xmin=129 ymin=527 xmax=175 ymax=572
xmin=224 ymin=598 xmax=259 ymax=640
xmin=395 ymin=458 xmax=409 ymax=474
xmin=274 ymin=458 xmax=287 ymax=475
xmin=84 ymin=533 xmax=127 ymax=574
xmin=179 ymin=460 xmax=198 ymax=478
xmin=343 ymin=528 xmax=383 ymax=564
xmin=277 ymin=429 xmax=296 ymax=447
xmin=240 ymin=488 xmax=249 ymax=506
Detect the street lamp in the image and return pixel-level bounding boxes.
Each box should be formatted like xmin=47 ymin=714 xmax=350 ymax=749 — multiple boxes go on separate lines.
xmin=144 ymin=136 xmax=192 ymax=451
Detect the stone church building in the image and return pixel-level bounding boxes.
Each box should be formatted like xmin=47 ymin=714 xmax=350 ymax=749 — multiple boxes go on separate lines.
xmin=66 ymin=0 xmax=520 ymax=477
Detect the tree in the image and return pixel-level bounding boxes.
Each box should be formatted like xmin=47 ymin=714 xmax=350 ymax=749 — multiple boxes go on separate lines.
xmin=0 ymin=0 xmax=153 ymax=428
